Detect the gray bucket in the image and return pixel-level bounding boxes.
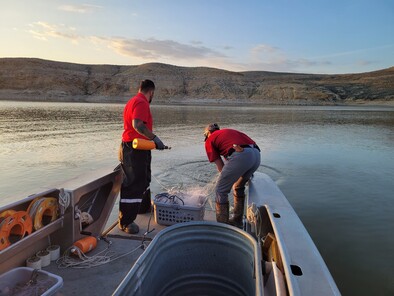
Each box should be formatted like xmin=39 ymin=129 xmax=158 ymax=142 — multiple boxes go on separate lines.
xmin=114 ymin=221 xmax=263 ymax=296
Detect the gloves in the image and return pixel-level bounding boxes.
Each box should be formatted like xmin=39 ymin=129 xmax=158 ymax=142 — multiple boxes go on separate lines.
xmin=152 ymin=135 xmax=165 ymax=150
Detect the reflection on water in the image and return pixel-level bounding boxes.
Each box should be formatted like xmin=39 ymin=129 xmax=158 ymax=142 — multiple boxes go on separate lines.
xmin=0 ymin=101 xmax=393 ymax=295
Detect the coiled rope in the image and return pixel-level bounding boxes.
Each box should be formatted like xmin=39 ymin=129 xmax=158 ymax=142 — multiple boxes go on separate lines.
xmin=246 ymin=202 xmax=263 ymax=239
xmin=154 ymin=192 xmax=185 ymax=205
xmin=27 ymin=197 xmax=58 ymax=231
xmin=58 ymin=188 xmax=71 ymax=215
xmin=56 ymin=240 xmax=148 ymax=269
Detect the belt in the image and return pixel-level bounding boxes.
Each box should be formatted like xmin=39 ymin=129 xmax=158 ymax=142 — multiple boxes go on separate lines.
xmin=227 ymin=144 xmax=260 ymax=158
xmin=122 ymin=141 xmax=133 ymax=148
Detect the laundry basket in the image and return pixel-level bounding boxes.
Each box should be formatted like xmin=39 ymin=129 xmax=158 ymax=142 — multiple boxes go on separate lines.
xmin=153 ymin=192 xmax=206 ymax=226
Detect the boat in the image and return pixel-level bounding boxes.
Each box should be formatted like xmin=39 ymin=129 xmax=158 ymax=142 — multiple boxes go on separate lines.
xmin=0 ymin=166 xmax=340 ymax=295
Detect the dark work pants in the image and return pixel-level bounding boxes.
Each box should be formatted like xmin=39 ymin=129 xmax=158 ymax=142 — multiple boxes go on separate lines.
xmin=119 ymin=142 xmax=151 ymax=227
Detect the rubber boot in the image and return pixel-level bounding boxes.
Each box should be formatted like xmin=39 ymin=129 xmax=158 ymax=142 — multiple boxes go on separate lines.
xmin=215 ymin=202 xmax=229 ymax=224
xmin=229 ymin=195 xmax=245 ymax=228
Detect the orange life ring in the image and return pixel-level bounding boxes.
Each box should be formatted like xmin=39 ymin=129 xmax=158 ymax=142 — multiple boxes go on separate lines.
xmin=0 ymin=210 xmax=16 ymax=219
xmin=0 ymin=211 xmax=33 ymax=251
xmin=27 ymin=197 xmax=58 ymax=231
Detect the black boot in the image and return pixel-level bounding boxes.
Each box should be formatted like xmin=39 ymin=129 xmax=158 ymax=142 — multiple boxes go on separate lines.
xmin=215 ymin=202 xmax=229 ymax=224
xmin=229 ymin=195 xmax=245 ymax=228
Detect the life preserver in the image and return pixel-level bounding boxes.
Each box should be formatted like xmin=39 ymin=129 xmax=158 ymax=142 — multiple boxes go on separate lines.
xmin=27 ymin=197 xmax=59 ymax=231
xmin=0 ymin=210 xmax=16 ymax=219
xmin=0 ymin=210 xmax=33 ymax=251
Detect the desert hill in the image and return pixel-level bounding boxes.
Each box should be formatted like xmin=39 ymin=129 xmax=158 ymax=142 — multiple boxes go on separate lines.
xmin=0 ymin=58 xmax=393 ymax=105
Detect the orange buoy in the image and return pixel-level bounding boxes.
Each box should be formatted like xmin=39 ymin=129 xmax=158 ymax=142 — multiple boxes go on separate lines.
xmin=0 ymin=210 xmax=16 ymax=219
xmin=27 ymin=197 xmax=58 ymax=231
xmin=73 ymin=236 xmax=97 ymax=254
xmin=0 ymin=211 xmax=33 ymax=251
xmin=132 ymin=138 xmax=156 ymax=150
xmin=11 ymin=211 xmax=33 ymax=236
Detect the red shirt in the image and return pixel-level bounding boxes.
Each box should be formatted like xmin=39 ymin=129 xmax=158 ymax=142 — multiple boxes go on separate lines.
xmin=122 ymin=93 xmax=153 ymax=142
xmin=205 ymin=129 xmax=255 ymax=162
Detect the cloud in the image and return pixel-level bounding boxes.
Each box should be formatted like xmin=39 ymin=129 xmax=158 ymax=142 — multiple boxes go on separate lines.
xmin=25 ymin=22 xmax=338 ymax=72
xmin=311 ymin=44 xmax=394 ymax=60
xmin=249 ymin=44 xmax=286 ymax=65
xmin=58 ymin=4 xmax=102 ymax=14
xmin=356 ymin=60 xmax=376 ymax=66
xmin=245 ymin=43 xmax=332 ymax=72
xmin=243 ymin=58 xmax=332 ymax=73
xmin=94 ymin=37 xmax=226 ymax=61
xmin=28 ymin=22 xmax=81 ymax=43
xmin=28 ymin=21 xmax=226 ymax=63
xmin=251 ymin=44 xmax=280 ymax=55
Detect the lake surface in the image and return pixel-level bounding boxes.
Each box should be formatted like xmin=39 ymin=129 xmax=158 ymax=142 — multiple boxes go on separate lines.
xmin=0 ymin=101 xmax=393 ymax=295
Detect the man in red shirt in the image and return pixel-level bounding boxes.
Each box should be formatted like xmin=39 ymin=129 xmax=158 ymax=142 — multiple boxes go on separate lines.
xmin=204 ymin=123 xmax=261 ymax=226
xmin=119 ymin=79 xmax=166 ymax=234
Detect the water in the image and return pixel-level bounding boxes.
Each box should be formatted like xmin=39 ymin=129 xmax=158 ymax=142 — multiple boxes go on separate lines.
xmin=1 ymin=101 xmax=393 ymax=295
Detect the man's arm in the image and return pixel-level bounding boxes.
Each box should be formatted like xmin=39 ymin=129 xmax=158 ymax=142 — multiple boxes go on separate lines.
xmin=214 ymin=158 xmax=224 ymax=172
xmin=133 ymin=118 xmax=166 ymax=149
xmin=132 ymin=118 xmax=155 ymax=140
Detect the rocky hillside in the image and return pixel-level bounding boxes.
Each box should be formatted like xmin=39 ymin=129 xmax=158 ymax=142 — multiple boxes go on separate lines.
xmin=0 ymin=58 xmax=393 ymax=105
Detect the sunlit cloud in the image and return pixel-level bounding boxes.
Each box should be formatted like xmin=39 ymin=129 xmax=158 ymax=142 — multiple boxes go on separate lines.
xmin=58 ymin=4 xmax=102 ymax=14
xmin=28 ymin=22 xmax=225 ymax=62
xmin=25 ymin=22 xmax=340 ymax=72
xmin=28 ymin=22 xmax=81 ymax=43
xmin=94 ymin=36 xmax=226 ymax=61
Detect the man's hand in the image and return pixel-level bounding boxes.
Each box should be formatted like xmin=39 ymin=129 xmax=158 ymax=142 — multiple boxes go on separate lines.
xmin=152 ymin=135 xmax=165 ymax=150
xmin=214 ymin=158 xmax=224 ymax=172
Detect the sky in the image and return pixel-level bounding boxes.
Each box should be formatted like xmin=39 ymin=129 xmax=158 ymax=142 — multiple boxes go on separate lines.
xmin=1 ymin=0 xmax=393 ymax=74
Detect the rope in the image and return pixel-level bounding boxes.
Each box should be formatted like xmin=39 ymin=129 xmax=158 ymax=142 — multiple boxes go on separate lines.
xmin=151 ymin=174 xmax=172 ymax=192
xmin=154 ymin=192 xmax=185 ymax=205
xmin=58 ymin=188 xmax=71 ymax=216
xmin=141 ymin=207 xmax=155 ymax=249
xmin=247 ymin=202 xmax=262 ymax=238
xmin=56 ymin=240 xmax=148 ymax=269
xmin=28 ymin=199 xmax=45 ymax=220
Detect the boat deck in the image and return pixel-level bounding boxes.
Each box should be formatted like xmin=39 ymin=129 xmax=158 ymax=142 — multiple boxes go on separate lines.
xmin=1 ymin=171 xmax=340 ymax=296
xmin=45 ymin=209 xmax=217 ymax=295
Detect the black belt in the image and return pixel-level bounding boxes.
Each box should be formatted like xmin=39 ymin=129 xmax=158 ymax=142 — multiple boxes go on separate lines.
xmin=227 ymin=144 xmax=260 ymax=158
xmin=122 ymin=141 xmax=133 ymax=148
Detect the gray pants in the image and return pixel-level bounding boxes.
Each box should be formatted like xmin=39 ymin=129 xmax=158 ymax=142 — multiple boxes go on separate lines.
xmin=216 ymin=147 xmax=261 ymax=203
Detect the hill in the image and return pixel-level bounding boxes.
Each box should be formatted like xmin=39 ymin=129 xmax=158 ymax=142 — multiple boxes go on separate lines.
xmin=0 ymin=58 xmax=393 ymax=105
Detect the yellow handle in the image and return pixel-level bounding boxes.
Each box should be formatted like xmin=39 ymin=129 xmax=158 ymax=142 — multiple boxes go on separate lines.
xmin=132 ymin=138 xmax=156 ymax=150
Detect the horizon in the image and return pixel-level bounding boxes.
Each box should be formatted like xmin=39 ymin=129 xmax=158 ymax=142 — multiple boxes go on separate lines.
xmin=1 ymin=1 xmax=393 ymax=75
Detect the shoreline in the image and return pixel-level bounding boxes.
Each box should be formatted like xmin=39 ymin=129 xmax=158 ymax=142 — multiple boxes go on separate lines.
xmin=1 ymin=96 xmax=393 ymax=108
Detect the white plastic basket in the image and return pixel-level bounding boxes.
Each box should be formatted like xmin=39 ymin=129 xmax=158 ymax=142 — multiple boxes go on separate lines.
xmin=0 ymin=267 xmax=63 ymax=296
xmin=153 ymin=193 xmax=206 ymax=226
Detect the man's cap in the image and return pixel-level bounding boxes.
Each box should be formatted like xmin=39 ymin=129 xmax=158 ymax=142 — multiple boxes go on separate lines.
xmin=204 ymin=123 xmax=220 ymax=141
